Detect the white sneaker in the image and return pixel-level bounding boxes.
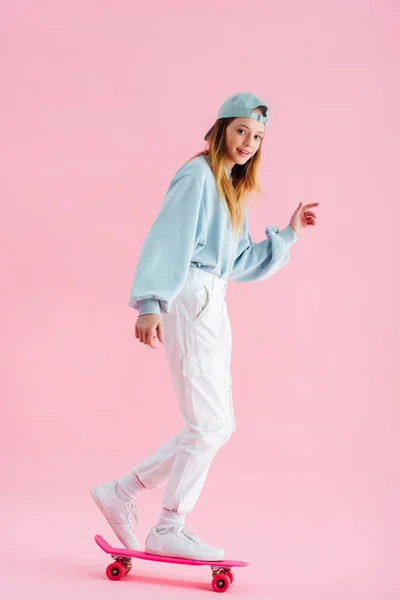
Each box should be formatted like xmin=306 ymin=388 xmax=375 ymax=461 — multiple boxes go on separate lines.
xmin=144 ymin=525 xmax=225 ymax=561
xmin=90 ymin=480 xmax=140 ymax=550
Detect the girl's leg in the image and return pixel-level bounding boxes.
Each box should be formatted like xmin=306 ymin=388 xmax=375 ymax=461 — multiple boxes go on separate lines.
xmin=142 ymin=268 xmax=235 ymax=560
xmin=116 ymin=429 xmax=190 ymax=494
xmin=91 ymin=268 xmax=234 ymax=554
xmin=118 ymin=268 xmax=235 ymax=526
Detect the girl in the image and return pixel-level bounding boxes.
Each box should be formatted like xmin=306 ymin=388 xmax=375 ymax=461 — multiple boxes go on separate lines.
xmin=90 ymin=92 xmax=319 ymax=561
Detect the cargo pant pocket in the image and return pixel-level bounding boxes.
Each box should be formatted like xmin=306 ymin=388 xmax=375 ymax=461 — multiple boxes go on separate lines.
xmin=192 ymin=285 xmax=212 ymax=323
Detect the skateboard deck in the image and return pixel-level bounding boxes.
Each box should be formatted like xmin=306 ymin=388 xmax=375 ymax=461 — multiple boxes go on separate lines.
xmin=95 ymin=534 xmax=249 ymax=593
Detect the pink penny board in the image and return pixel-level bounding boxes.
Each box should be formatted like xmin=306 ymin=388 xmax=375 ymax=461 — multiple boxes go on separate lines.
xmin=95 ymin=534 xmax=249 ymax=593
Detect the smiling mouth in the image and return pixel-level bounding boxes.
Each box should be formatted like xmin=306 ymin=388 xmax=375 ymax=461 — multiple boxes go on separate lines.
xmin=237 ymin=149 xmax=250 ymax=156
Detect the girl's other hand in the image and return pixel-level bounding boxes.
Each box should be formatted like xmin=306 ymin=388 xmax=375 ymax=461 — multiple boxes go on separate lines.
xmin=135 ymin=314 xmax=163 ymax=350
xmin=290 ymin=202 xmax=319 ymax=237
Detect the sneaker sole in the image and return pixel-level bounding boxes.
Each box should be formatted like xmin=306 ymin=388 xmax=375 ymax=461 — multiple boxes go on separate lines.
xmin=90 ymin=487 xmax=140 ymax=551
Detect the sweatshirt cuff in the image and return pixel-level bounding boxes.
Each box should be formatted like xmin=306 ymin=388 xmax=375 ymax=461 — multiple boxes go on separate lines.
xmin=279 ymin=225 xmax=299 ymax=247
xmin=138 ymin=298 xmax=161 ymax=316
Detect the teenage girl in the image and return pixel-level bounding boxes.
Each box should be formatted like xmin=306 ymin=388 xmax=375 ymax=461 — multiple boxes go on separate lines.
xmin=90 ymin=92 xmax=319 ymax=561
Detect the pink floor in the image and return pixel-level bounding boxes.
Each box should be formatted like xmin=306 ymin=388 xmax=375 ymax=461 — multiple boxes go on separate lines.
xmin=1 ymin=455 xmax=397 ymax=599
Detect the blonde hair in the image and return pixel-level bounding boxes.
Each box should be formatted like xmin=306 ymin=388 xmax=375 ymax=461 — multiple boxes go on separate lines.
xmin=186 ymin=108 xmax=266 ymax=237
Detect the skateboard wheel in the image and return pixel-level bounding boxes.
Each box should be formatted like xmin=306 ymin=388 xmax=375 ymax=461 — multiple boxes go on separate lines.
xmin=106 ymin=561 xmax=125 ymax=580
xmin=226 ymin=570 xmax=234 ymax=584
xmin=211 ymin=573 xmax=230 ymax=593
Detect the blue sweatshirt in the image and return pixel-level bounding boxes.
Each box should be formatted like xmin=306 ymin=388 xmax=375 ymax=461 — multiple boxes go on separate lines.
xmin=129 ymin=154 xmax=299 ymax=316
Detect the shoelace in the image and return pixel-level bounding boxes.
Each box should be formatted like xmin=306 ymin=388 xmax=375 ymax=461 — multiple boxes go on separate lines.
xmin=126 ymin=501 xmax=139 ymax=525
xmin=175 ymin=525 xmax=205 ymax=546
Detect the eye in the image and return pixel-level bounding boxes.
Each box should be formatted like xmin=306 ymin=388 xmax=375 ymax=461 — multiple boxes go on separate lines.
xmin=237 ymin=129 xmax=262 ymax=141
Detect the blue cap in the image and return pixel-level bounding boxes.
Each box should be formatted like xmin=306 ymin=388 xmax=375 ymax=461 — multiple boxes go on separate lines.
xmin=204 ymin=92 xmax=269 ymax=141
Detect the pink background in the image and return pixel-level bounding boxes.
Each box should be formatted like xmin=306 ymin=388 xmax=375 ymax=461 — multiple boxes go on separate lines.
xmin=1 ymin=1 xmax=399 ymax=598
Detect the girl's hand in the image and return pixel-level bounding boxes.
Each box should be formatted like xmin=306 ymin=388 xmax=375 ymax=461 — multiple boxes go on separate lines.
xmin=135 ymin=314 xmax=163 ymax=350
xmin=289 ymin=202 xmax=319 ymax=237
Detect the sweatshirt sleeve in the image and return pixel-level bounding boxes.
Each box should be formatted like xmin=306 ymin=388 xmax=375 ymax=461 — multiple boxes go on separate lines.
xmin=229 ymin=208 xmax=299 ymax=283
xmin=128 ymin=174 xmax=205 ymax=316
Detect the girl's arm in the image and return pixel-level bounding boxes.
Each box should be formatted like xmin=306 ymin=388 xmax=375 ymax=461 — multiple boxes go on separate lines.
xmin=230 ymin=208 xmax=299 ymax=283
xmin=128 ymin=174 xmax=205 ymax=315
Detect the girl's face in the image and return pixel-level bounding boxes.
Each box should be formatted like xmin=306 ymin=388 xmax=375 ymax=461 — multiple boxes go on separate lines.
xmin=224 ymin=113 xmax=265 ymax=170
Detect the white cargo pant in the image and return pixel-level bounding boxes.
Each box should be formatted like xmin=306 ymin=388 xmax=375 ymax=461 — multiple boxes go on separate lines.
xmin=132 ymin=266 xmax=235 ymax=516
